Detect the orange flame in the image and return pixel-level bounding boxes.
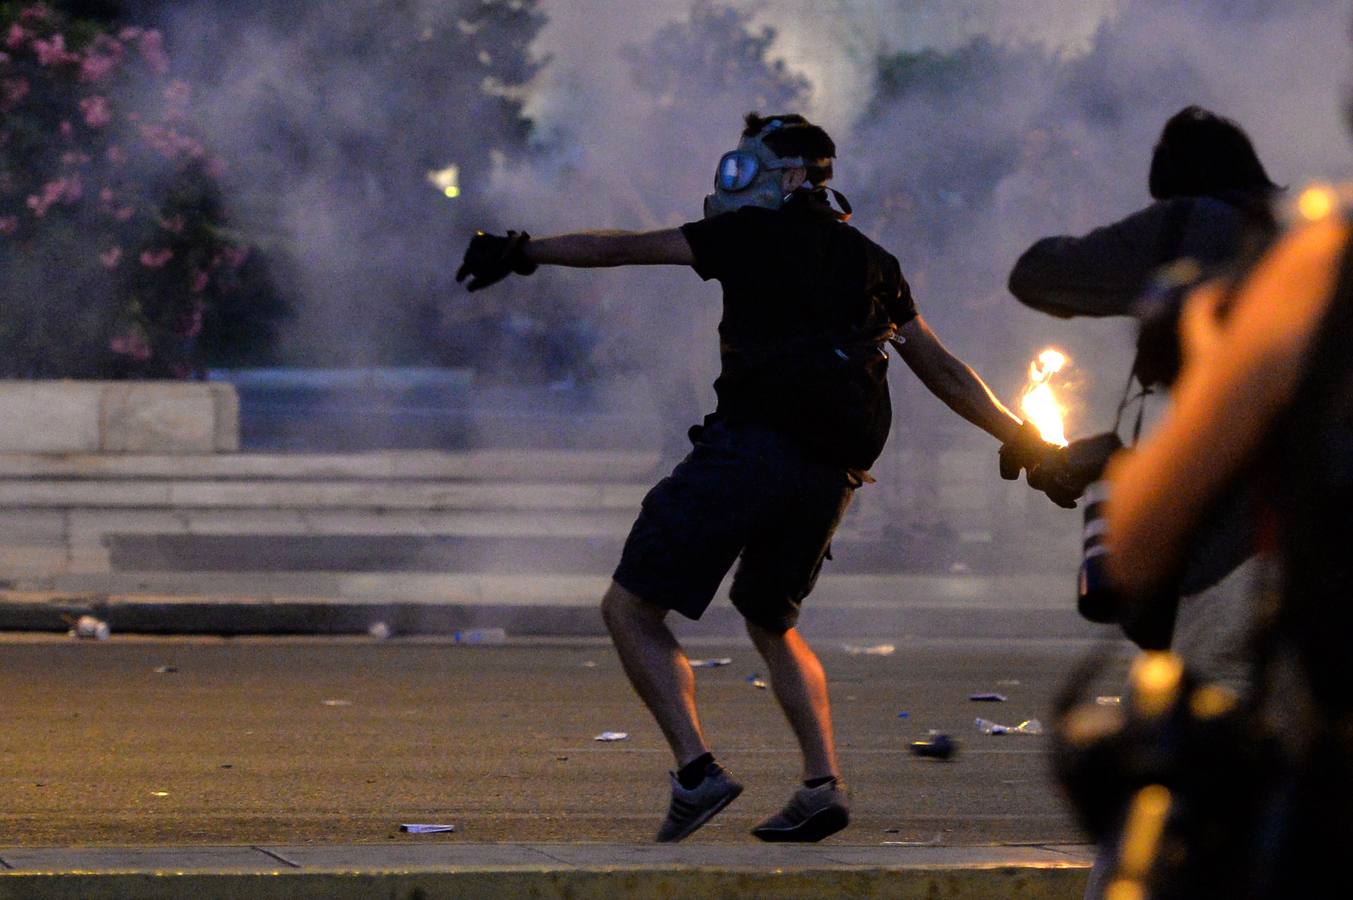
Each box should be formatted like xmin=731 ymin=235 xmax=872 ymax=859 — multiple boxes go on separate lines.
xmin=1021 ymin=348 xmax=1069 ymax=447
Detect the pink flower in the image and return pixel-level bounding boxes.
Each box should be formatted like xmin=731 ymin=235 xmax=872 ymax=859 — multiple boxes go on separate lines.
xmin=189 ymin=269 xmax=210 ymax=293
xmin=19 ymin=5 xmax=52 ymax=25
xmin=158 ymin=214 xmax=185 ymax=234
xmin=113 ymin=204 xmax=134 ymax=221
xmin=33 ymin=33 xmax=77 ymax=67
xmin=0 ymin=215 xmax=18 ymax=236
xmin=99 ymin=246 xmax=122 ymax=268
xmin=163 ymin=79 xmax=190 ymax=115
xmin=221 ymin=245 xmax=250 ymax=269
xmin=80 ymin=53 xmax=118 ymax=83
xmin=109 ymin=332 xmax=152 ymax=362
xmin=0 ymin=51 xmax=10 ymax=65
xmin=118 ymin=27 xmax=143 ymax=43
xmin=139 ymin=247 xmax=173 ymax=268
xmin=137 ymin=123 xmax=204 ymax=161
xmin=173 ymin=302 xmax=204 ymax=337
xmin=105 ymin=144 xmax=127 ymax=166
xmin=5 ymin=25 xmax=28 ymax=51
xmin=137 ymin=29 xmax=169 ymax=75
xmin=25 ymin=177 xmax=80 ymax=217
xmin=206 ymin=154 xmax=228 ymax=180
xmin=97 ymin=186 xmax=120 ymax=216
xmin=89 ymin=33 xmax=123 ymax=56
xmin=59 ymin=120 xmax=72 ymax=137
xmin=79 ymin=95 xmax=112 ymax=128
xmin=0 ymin=76 xmax=28 ymax=112
xmin=60 ymin=150 xmax=91 ymax=166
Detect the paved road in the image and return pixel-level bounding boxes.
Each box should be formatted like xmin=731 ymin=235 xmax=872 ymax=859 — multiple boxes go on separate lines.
xmin=0 ymin=635 xmax=1132 ymax=847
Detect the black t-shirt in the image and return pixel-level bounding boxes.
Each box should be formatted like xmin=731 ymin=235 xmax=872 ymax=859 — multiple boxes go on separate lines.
xmin=679 ymin=196 xmax=917 ymax=448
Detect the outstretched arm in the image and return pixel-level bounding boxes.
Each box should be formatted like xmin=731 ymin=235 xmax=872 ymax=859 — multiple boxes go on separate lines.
xmin=526 ymin=228 xmax=695 ymax=268
xmin=1008 ymin=201 xmax=1194 ymax=318
xmin=457 ymin=227 xmax=695 ymax=291
xmin=895 ymin=315 xmax=1023 ymax=444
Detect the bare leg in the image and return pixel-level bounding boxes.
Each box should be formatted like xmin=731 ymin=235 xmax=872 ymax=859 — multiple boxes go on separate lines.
xmin=746 ymin=621 xmax=838 ymax=780
xmin=601 ymin=581 xmax=709 ymax=767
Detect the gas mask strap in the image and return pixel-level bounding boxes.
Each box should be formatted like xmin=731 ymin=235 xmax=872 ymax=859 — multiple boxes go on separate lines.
xmin=828 ymin=187 xmax=853 ymax=221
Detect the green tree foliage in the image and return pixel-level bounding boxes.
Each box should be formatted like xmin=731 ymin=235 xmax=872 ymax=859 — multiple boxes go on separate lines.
xmin=0 ymin=2 xmax=278 ymax=377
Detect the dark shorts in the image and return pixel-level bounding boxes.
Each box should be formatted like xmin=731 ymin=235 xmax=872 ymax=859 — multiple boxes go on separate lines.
xmin=613 ymin=420 xmax=858 ymax=632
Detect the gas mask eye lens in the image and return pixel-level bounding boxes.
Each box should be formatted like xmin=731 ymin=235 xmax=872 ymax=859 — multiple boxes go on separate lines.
xmin=715 ymin=150 xmax=759 ymax=192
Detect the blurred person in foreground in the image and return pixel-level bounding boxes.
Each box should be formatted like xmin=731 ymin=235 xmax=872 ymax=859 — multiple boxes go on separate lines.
xmin=1008 ymin=106 xmax=1280 ymax=678
xmin=1097 ymin=185 xmax=1353 ymax=895
xmin=456 ymin=113 xmax=1059 ymax=843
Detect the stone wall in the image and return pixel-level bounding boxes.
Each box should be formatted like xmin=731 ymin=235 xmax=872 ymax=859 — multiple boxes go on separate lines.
xmin=0 ymin=382 xmax=238 ymax=454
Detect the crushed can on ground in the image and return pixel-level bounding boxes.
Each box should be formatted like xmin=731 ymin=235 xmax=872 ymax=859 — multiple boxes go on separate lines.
xmin=909 ymin=731 xmax=957 ymax=760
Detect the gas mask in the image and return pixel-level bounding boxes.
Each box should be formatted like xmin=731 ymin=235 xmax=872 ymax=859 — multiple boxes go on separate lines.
xmin=702 ymin=119 xmax=806 ymax=219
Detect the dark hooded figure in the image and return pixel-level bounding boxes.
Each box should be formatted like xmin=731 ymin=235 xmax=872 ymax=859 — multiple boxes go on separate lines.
xmin=1008 ymin=106 xmax=1280 ymax=664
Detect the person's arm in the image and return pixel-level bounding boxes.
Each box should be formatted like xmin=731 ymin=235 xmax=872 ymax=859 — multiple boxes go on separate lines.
xmin=894 ymin=315 xmax=1024 ymax=444
xmin=456 ymin=226 xmax=696 ymax=292
xmin=1104 ymin=219 xmax=1348 ymax=599
xmin=526 ymin=228 xmax=695 ymax=268
xmin=1008 ymin=201 xmax=1189 ymax=318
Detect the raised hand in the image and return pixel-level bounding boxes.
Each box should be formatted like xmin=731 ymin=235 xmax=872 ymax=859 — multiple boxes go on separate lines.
xmin=455 ymin=230 xmax=537 ymax=292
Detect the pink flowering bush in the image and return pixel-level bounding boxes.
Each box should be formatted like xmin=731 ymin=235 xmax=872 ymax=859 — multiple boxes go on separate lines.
xmin=0 ymin=3 xmax=270 ymax=378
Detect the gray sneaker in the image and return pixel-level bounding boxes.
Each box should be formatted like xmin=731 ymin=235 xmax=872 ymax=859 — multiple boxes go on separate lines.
xmin=654 ymin=766 xmax=744 ymax=843
xmin=751 ymin=779 xmax=850 ymax=842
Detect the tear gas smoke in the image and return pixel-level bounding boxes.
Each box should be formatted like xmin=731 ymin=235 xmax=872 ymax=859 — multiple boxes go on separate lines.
xmin=76 ymin=0 xmax=1353 ymax=587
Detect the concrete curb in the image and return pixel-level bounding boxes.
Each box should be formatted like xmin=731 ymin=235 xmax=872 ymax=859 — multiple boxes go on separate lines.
xmin=0 ymin=866 xmax=1090 ymax=899
xmin=0 ymin=844 xmax=1093 ymax=899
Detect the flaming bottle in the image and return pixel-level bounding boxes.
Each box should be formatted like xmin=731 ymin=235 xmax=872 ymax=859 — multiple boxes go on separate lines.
xmin=1020 ymin=349 xmax=1070 ymax=447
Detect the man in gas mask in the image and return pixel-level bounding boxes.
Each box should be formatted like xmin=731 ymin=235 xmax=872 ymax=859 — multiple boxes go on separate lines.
xmin=457 ymin=113 xmax=1057 ymax=843
xmin=1006 ymin=106 xmax=1279 ymax=672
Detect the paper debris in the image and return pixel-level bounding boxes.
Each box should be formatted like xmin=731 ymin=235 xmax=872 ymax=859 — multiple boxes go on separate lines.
xmin=399 ymin=823 xmax=455 ymax=834
xmin=842 ymin=643 xmax=895 ymax=656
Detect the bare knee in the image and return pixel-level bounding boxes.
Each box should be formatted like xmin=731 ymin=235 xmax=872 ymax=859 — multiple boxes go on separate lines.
xmin=746 ymin=619 xmax=792 ymax=653
xmin=602 ymin=582 xmax=665 ymax=635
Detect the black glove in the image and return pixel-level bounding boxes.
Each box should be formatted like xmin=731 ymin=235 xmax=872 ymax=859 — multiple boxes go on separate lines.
xmin=455 ymin=230 xmax=537 ymax=292
xmin=999 ymin=419 xmax=1055 ymax=481
xmin=1000 ymin=420 xmax=1080 ymax=509
xmin=1028 ymin=432 xmax=1126 ymax=510
xmin=1027 ymin=449 xmax=1081 ymax=509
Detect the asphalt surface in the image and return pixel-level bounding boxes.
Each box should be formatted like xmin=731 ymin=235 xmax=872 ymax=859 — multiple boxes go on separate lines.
xmin=0 ymin=634 xmax=1132 ymax=847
